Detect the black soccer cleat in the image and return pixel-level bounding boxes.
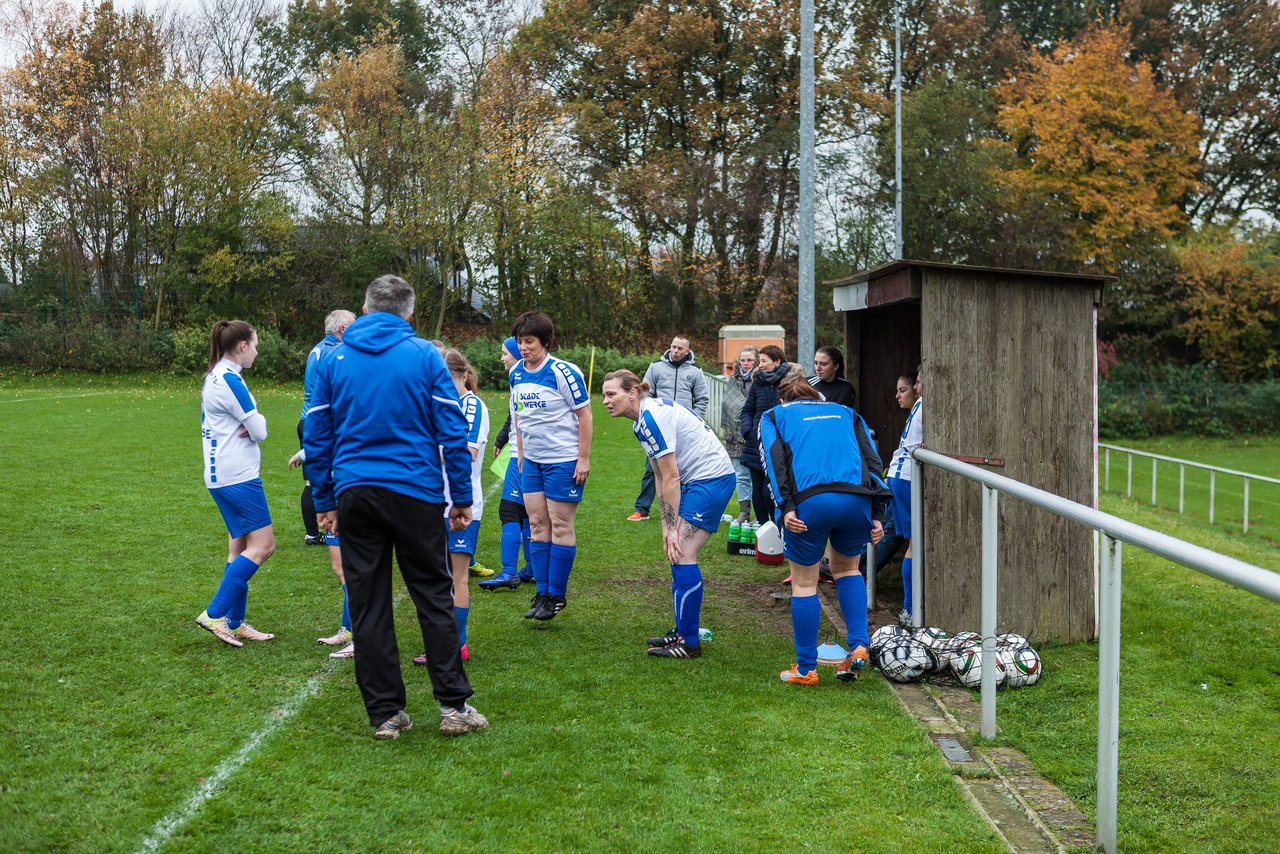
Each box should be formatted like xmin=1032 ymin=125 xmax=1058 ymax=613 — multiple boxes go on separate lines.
xmin=646 ymin=629 xmax=679 ymax=648
xmin=524 ymin=593 xmax=546 ymax=619
xmin=533 ymin=595 xmax=566 ymax=621
xmin=304 ymin=533 xmax=328 ymax=546
xmin=647 ymin=638 xmax=702 ymax=659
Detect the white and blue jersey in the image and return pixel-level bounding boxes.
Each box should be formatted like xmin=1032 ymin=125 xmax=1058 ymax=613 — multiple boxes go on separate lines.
xmin=444 ymin=391 xmax=490 ymax=520
xmin=509 ymin=355 xmax=589 ymax=464
xmin=889 ymin=398 xmax=923 ymax=481
xmin=634 ymin=398 xmax=733 ymax=485
xmin=202 ymin=358 xmax=267 ymax=488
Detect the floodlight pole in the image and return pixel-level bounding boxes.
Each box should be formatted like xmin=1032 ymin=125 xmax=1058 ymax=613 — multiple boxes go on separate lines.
xmin=894 ymin=0 xmax=903 ymax=260
xmin=797 ymin=0 xmax=815 ymax=368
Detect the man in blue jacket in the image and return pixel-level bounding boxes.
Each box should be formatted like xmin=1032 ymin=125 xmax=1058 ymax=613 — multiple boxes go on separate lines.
xmin=304 ymin=275 xmax=488 ymax=739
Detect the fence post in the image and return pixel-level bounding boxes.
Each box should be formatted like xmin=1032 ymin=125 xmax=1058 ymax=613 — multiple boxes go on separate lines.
xmin=1126 ymin=454 xmax=1132 ymax=497
xmin=865 ymin=542 xmax=876 ymax=611
xmin=1243 ymin=478 xmax=1250 ymax=535
xmin=980 ymin=484 xmax=999 ymax=740
xmin=1097 ymin=535 xmax=1122 ymax=854
xmin=1105 ymin=447 xmax=1110 ymax=491
xmin=1179 ymin=465 xmax=1185 ymax=515
xmin=910 ymin=463 xmax=923 ymax=629
xmin=1151 ymin=459 xmax=1157 ymax=506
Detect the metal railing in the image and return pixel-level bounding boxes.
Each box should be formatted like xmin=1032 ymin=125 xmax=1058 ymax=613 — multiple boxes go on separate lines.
xmin=1099 ymin=443 xmax=1280 ymax=534
xmin=705 ymin=371 xmax=726 ymax=435
xmin=910 ymin=446 xmax=1280 ymax=854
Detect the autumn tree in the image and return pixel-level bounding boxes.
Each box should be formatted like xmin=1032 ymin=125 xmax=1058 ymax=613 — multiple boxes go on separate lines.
xmin=993 ymin=25 xmax=1201 ymax=270
xmin=1176 ymin=228 xmax=1280 ymax=380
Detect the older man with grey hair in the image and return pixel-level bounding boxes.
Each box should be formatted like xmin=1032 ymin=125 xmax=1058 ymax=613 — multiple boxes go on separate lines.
xmin=303 ymin=276 xmax=487 ymax=739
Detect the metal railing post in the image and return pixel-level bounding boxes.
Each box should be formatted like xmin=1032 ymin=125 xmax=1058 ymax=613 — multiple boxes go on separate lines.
xmin=1097 ymin=535 xmax=1122 ymax=854
xmin=1243 ymin=478 xmax=1249 ymax=535
xmin=1209 ymin=470 xmax=1216 ymax=524
xmin=1126 ymin=454 xmax=1132 ymax=497
xmin=910 ymin=465 xmax=923 ymax=628
xmin=865 ymin=543 xmax=876 ymax=610
xmin=980 ymin=484 xmax=999 ymax=740
xmin=1151 ymin=459 xmax=1157 ymax=506
xmin=1105 ymin=447 xmax=1110 ymax=490
xmin=1179 ymin=465 xmax=1185 ymax=515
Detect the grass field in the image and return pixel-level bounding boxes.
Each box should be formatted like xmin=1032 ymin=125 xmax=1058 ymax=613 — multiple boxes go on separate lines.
xmin=1099 ymin=436 xmax=1280 ymax=548
xmin=0 ymin=373 xmax=1002 ymax=853
xmin=3 ymin=372 xmax=1277 ymax=853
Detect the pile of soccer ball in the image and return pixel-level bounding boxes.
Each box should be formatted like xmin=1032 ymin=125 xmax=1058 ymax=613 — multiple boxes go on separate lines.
xmin=868 ymin=624 xmax=1042 ymax=689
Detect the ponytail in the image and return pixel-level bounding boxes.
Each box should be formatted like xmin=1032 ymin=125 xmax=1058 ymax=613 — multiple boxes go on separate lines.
xmin=208 ymin=320 xmax=256 ymax=372
xmin=442 ymin=348 xmax=479 ymax=393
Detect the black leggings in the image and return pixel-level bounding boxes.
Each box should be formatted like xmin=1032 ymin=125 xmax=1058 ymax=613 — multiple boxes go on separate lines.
xmin=498 ymin=498 xmax=529 ymax=525
xmin=298 ymin=419 xmax=318 ymax=536
xmin=748 ymin=466 xmax=775 ymax=525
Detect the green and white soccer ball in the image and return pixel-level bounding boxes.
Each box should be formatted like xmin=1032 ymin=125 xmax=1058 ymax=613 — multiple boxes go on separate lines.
xmin=1005 ymin=646 xmax=1042 ymax=687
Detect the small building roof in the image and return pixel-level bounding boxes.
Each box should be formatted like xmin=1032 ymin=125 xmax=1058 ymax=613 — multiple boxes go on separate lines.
xmin=825 ymin=258 xmax=1114 ymax=289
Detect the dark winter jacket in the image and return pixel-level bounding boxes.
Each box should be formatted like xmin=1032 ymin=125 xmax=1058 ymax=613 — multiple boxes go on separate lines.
xmin=739 ymin=361 xmax=799 ymax=472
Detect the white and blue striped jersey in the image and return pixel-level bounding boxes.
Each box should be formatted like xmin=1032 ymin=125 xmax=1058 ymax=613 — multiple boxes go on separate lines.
xmin=443 ymin=391 xmax=490 ymax=519
xmin=509 ymin=355 xmax=589 ymax=464
xmin=889 ymin=398 xmax=922 ymax=481
xmin=202 ymin=358 xmax=267 ymax=488
xmin=634 ymin=398 xmax=733 ymax=485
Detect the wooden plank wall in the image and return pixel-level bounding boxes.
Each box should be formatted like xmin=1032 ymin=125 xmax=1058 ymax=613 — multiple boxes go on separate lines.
xmin=845 ymin=302 xmax=922 ymax=468
xmin=920 ymin=270 xmax=1098 ymax=643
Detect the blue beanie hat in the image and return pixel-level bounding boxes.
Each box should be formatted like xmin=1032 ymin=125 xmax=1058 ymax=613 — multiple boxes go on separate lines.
xmin=503 ymin=337 xmax=521 ymax=361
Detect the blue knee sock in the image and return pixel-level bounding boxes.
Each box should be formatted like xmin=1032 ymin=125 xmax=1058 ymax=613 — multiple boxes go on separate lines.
xmin=207 ymin=555 xmax=258 ymax=621
xmin=902 ymin=557 xmax=913 ymax=615
xmin=500 ymin=522 xmax=521 ymax=574
xmin=455 ymin=605 xmax=469 ymax=646
xmin=790 ymin=594 xmax=821 ymax=675
xmin=548 ymin=544 xmax=576 ymax=597
xmin=520 ymin=520 xmax=532 ymax=574
xmin=671 ymin=564 xmax=703 ymax=647
xmin=340 ymin=584 xmax=350 ymax=631
xmin=835 ymin=574 xmax=869 ymax=649
xmin=221 ymin=562 xmax=245 ymax=629
xmin=530 ymin=541 xmax=551 ymax=595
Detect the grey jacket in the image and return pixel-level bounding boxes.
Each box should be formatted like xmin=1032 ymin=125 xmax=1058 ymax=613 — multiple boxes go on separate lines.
xmin=720 ymin=368 xmax=753 ymax=457
xmin=642 ymin=349 xmax=710 ymax=418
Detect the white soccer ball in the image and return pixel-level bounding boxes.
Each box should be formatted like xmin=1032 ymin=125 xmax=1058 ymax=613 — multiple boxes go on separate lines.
xmin=998 ymin=632 xmax=1029 ymax=649
xmin=935 ymin=632 xmax=980 ymax=670
xmin=869 ymin=624 xmax=910 ymax=667
xmin=951 ymin=645 xmax=1009 ymax=689
xmin=917 ymin=626 xmax=953 ymax=650
xmin=878 ymin=637 xmax=937 ymax=683
xmin=1005 ymin=646 xmax=1042 ymax=687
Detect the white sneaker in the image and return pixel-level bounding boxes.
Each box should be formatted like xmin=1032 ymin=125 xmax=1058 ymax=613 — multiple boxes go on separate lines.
xmin=232 ymin=622 xmax=275 ymax=642
xmin=196 ymin=610 xmax=244 ymax=648
xmin=329 ymin=641 xmax=355 ymax=659
xmin=317 ymin=628 xmax=352 ymax=646
xmin=439 ymin=703 xmax=488 ymax=736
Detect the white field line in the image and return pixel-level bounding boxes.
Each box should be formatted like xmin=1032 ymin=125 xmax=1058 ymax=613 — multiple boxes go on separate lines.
xmin=134 ymin=670 xmax=328 ymax=854
xmin=0 ymin=390 xmax=126 ymax=404
xmin=135 ymin=477 xmax=501 ymax=853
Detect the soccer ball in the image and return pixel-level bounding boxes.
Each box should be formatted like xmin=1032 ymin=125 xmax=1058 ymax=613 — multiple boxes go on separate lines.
xmin=869 ymin=624 xmax=910 ymax=666
xmin=878 ymin=637 xmax=937 ymax=683
xmin=1005 ymin=646 xmax=1042 ymax=687
xmin=917 ymin=627 xmax=953 ymax=649
xmin=998 ymin=632 xmax=1029 ymax=649
xmin=951 ymin=645 xmax=1008 ymax=689
xmin=935 ymin=632 xmax=980 ymax=670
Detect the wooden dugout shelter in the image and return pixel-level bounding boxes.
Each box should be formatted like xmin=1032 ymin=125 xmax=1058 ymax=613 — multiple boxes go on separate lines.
xmin=830 ymin=260 xmax=1111 ymax=643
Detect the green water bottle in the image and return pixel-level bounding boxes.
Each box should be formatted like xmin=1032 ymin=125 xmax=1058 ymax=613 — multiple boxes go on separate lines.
xmin=744 ymin=523 xmax=756 ymax=547
xmin=728 ymin=520 xmax=742 ymax=554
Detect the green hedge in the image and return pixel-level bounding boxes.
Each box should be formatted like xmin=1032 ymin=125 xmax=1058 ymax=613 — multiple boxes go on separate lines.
xmin=1099 ymin=364 xmax=1280 ymax=438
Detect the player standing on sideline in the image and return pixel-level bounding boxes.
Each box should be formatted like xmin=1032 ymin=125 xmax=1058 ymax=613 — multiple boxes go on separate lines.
xmin=808 ymin=345 xmax=855 ymax=409
xmin=303 ymin=275 xmax=486 ymax=739
xmin=508 ymin=311 xmax=592 ymax=622
xmin=413 ymin=349 xmax=489 ymax=665
xmin=760 ymin=375 xmax=887 ymax=685
xmin=294 ymin=310 xmax=354 ymax=546
xmin=196 ymin=320 xmax=277 ymax=647
xmin=480 ymin=337 xmax=533 ymax=591
xmin=602 ymin=371 xmax=735 ymax=659
xmin=289 ymin=310 xmax=357 ymax=659
xmin=888 ymin=365 xmax=923 ymax=627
